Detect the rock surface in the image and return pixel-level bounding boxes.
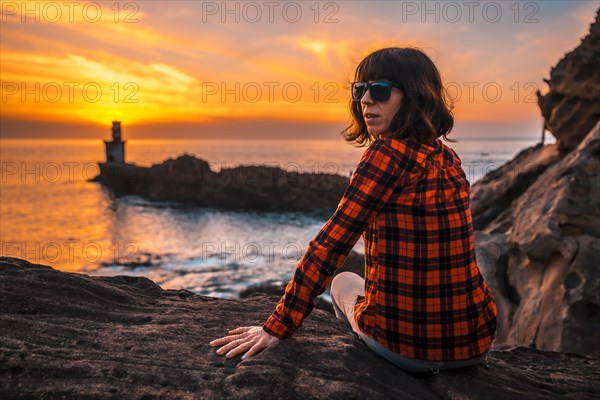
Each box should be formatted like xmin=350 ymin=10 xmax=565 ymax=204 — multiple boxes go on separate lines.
xmin=1 ymin=257 xmax=599 ymax=400
xmin=470 ymin=120 xmax=600 ymax=358
xmin=536 ymin=8 xmax=600 ymax=150
xmin=92 ymin=154 xmax=350 ymax=215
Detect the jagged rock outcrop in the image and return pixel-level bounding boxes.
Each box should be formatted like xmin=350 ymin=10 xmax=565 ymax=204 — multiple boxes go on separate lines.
xmin=536 ymin=8 xmax=600 ymax=150
xmin=92 ymin=154 xmax=350 ymax=215
xmin=1 ymin=257 xmax=598 ymax=400
xmin=471 ymin=120 xmax=600 ymax=358
xmin=471 ymin=9 xmax=600 ymax=357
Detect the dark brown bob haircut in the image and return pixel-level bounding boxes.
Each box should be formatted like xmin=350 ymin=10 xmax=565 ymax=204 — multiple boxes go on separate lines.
xmin=341 ymin=47 xmax=456 ymax=147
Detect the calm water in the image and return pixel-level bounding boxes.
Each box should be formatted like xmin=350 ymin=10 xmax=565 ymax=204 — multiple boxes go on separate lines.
xmin=0 ymin=136 xmax=554 ymax=299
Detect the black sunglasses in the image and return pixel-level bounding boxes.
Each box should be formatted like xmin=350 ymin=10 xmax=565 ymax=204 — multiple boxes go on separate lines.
xmin=352 ymin=80 xmax=400 ymax=102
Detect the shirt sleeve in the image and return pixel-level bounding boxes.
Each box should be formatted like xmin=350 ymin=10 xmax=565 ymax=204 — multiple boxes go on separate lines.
xmin=262 ymin=138 xmax=401 ymax=339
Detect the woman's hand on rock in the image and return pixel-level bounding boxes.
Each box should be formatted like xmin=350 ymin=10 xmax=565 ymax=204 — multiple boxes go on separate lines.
xmin=209 ymin=326 xmax=280 ymax=360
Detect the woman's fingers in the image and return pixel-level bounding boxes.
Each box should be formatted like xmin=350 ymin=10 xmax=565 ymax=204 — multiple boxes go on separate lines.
xmin=210 ymin=325 xmax=278 ymax=360
xmin=228 ymin=326 xmax=252 ymax=334
xmin=216 ymin=335 xmax=254 ymax=355
xmin=209 ymin=327 xmax=252 ymax=347
xmin=214 ymin=328 xmax=263 ymax=355
xmin=209 ymin=334 xmax=237 ymax=347
xmin=241 ymin=341 xmax=265 ymax=360
xmin=209 ymin=336 xmax=225 ymax=347
xmin=241 ymin=330 xmax=277 ymax=360
xmin=223 ymin=339 xmax=256 ymax=359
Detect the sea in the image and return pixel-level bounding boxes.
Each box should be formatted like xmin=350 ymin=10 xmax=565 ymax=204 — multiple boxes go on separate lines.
xmin=0 ymin=135 xmax=555 ymax=300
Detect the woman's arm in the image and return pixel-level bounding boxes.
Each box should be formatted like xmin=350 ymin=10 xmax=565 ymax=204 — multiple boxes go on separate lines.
xmin=210 ymin=138 xmax=403 ymax=360
xmin=261 ymin=138 xmax=401 ymax=339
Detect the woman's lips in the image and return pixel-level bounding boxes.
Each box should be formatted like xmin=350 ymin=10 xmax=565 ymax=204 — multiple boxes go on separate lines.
xmin=364 ymin=113 xmax=380 ymax=123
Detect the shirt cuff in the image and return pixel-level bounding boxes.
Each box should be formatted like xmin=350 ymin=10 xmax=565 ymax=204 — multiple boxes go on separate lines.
xmin=262 ymin=313 xmax=296 ymax=339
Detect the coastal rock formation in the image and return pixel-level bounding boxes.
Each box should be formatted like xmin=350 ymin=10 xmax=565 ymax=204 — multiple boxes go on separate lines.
xmin=92 ymin=154 xmax=350 ymax=215
xmin=1 ymin=257 xmax=598 ymax=400
xmin=469 ymin=8 xmax=600 ymax=359
xmin=469 ymin=140 xmax=566 ymax=231
xmin=536 ymin=9 xmax=600 ymax=150
xmin=470 ymin=121 xmax=600 ymax=358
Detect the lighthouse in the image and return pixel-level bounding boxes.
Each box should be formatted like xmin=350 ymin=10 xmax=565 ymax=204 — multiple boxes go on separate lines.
xmin=104 ymin=121 xmax=126 ymax=164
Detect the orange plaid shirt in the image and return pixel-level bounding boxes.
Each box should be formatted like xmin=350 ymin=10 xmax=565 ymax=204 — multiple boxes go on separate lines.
xmin=262 ymin=137 xmax=497 ymax=361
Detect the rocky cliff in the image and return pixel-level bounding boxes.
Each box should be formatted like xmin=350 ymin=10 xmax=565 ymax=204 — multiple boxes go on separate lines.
xmin=536 ymin=8 xmax=600 ymax=150
xmin=469 ymin=9 xmax=600 ymax=358
xmin=471 ymin=122 xmax=599 ymax=358
xmin=1 ymin=257 xmax=598 ymax=400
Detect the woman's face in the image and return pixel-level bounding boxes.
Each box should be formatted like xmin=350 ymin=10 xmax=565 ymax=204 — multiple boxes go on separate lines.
xmin=360 ymin=81 xmax=403 ymax=139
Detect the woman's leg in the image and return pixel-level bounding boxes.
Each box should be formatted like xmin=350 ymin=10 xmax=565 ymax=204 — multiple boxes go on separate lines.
xmin=329 ymin=272 xmax=489 ymax=373
xmin=330 ymin=271 xmax=364 ymax=336
xmin=330 ymin=273 xmax=438 ymax=372
xmin=354 ymin=329 xmax=488 ymax=373
xmin=355 ymin=332 xmax=488 ymax=373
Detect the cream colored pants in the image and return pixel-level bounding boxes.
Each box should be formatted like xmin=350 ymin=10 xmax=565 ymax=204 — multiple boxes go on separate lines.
xmin=330 ymin=271 xmax=489 ymax=373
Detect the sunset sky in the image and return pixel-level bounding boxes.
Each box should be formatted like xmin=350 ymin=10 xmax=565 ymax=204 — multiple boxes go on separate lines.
xmin=1 ymin=0 xmax=598 ymax=139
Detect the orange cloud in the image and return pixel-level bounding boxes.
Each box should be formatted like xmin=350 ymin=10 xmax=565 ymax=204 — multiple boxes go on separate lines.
xmin=1 ymin=0 xmax=597 ymax=134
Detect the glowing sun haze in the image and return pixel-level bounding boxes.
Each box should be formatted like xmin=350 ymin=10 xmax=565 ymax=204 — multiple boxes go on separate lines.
xmin=0 ymin=1 xmax=597 ymax=139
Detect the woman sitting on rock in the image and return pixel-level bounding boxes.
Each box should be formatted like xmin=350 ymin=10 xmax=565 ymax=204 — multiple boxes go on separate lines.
xmin=210 ymin=47 xmax=497 ymax=373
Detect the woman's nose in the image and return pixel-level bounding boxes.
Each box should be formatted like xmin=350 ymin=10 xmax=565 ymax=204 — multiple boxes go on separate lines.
xmin=360 ymin=88 xmax=374 ymax=105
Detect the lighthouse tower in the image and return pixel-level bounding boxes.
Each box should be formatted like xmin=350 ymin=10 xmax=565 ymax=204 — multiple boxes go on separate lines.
xmin=104 ymin=121 xmax=126 ymax=163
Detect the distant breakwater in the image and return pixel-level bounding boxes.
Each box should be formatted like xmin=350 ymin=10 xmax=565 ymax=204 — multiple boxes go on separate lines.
xmin=91 ymin=153 xmax=350 ymax=214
